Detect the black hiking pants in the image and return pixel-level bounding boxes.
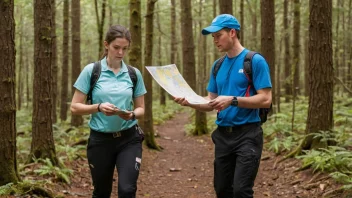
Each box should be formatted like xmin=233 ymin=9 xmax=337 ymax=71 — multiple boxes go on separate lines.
xmin=87 ymin=125 xmax=143 ymax=198
xmin=211 ymin=122 xmax=263 ymax=198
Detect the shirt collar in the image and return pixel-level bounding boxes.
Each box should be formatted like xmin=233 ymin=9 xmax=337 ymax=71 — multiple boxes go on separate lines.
xmin=101 ymin=57 xmax=128 ymax=73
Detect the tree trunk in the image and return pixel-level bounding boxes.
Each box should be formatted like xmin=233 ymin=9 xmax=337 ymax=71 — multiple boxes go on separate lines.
xmin=71 ymin=0 xmax=83 ymax=127
xmin=129 ymin=0 xmax=142 ymax=72
xmin=95 ymin=0 xmax=106 ymax=58
xmin=246 ymin=0 xmax=258 ymax=51
xmin=303 ymin=0 xmax=333 ymax=150
xmin=240 ymin=0 xmax=244 ymax=45
xmin=304 ymin=29 xmax=309 ymax=96
xmin=194 ymin=0 xmax=207 ymax=136
xmin=260 ymin=0 xmax=276 ymax=111
xmin=51 ymin=0 xmax=58 ymax=123
xmin=129 ymin=0 xmax=143 ymax=129
xmin=334 ymin=0 xmax=341 ymax=95
xmin=212 ymin=0 xmax=220 ymax=62
xmin=219 ymin=0 xmax=233 ymax=14
xmin=144 ymin=0 xmax=160 ymax=150
xmin=348 ymin=0 xmax=352 ymax=88
xmin=0 ymin=0 xmax=20 ymax=185
xmin=293 ymin=0 xmax=301 ymax=95
xmin=26 ymin=50 xmax=30 ymax=108
xmin=157 ymin=3 xmax=165 ymax=105
xmin=180 ymin=0 xmax=196 ymax=90
xmin=60 ymin=0 xmax=69 ymax=121
xmin=180 ymin=0 xmax=196 ymax=133
xmin=284 ymin=0 xmax=291 ymax=102
xmin=17 ymin=12 xmax=23 ymax=111
xmin=31 ymin=0 xmax=59 ymax=166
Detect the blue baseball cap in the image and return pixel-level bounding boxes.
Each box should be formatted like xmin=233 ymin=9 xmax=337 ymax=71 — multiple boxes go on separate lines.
xmin=202 ymin=14 xmax=241 ymax=35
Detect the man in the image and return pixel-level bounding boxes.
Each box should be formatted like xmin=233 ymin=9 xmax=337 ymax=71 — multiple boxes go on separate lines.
xmin=174 ymin=14 xmax=272 ymax=198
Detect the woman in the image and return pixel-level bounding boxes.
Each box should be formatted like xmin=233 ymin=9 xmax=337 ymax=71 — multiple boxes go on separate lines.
xmin=71 ymin=25 xmax=146 ymax=198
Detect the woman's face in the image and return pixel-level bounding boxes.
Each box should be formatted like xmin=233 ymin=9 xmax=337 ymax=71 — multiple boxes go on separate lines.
xmin=104 ymin=37 xmax=130 ymax=62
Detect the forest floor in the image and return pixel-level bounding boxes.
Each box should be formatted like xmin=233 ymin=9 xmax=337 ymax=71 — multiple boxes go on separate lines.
xmin=11 ymin=112 xmax=349 ymax=198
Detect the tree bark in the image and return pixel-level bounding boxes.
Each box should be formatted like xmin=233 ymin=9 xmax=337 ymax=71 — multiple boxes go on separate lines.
xmin=240 ymin=0 xmax=244 ymax=45
xmin=283 ymin=0 xmax=291 ymax=102
xmin=0 ymin=0 xmax=20 ymax=185
xmin=293 ymin=0 xmax=301 ymax=95
xmin=180 ymin=0 xmax=196 ymax=90
xmin=129 ymin=0 xmax=142 ymax=71
xmin=143 ymin=0 xmax=160 ymax=150
xmin=129 ymin=0 xmax=143 ymax=129
xmin=71 ymin=0 xmax=83 ymax=127
xmin=219 ymin=0 xmax=233 ymax=14
xmin=51 ymin=0 xmax=58 ymax=123
xmin=17 ymin=12 xmax=23 ymax=110
xmin=31 ymin=0 xmax=59 ymax=165
xmin=157 ymin=3 xmax=165 ymax=105
xmin=261 ymin=0 xmax=276 ymax=111
xmin=60 ymin=0 xmax=69 ymax=121
xmin=212 ymin=0 xmax=220 ymax=63
xmin=303 ymin=0 xmax=333 ymax=150
xmin=194 ymin=0 xmax=207 ymax=136
xmin=95 ymin=0 xmax=106 ymax=58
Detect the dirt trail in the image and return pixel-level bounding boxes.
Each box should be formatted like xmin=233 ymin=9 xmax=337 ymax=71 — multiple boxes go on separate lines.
xmin=62 ymin=112 xmax=342 ymax=198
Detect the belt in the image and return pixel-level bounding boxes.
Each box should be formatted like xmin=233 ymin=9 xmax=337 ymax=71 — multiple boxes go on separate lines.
xmin=90 ymin=125 xmax=137 ymax=138
xmin=217 ymin=122 xmax=259 ymax=133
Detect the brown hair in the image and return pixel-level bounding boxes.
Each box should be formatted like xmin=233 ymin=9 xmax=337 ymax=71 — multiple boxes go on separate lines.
xmin=101 ymin=25 xmax=132 ymax=58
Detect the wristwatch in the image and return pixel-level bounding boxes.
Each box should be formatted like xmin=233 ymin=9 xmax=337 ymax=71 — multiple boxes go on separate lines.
xmin=131 ymin=111 xmax=136 ymax=120
xmin=231 ymin=97 xmax=238 ymax=106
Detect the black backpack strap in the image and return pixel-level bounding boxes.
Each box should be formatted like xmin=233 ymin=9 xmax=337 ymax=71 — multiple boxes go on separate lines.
xmin=212 ymin=55 xmax=226 ymax=79
xmin=87 ymin=61 xmax=101 ymax=104
xmin=126 ymin=65 xmax=138 ymax=97
xmin=243 ymin=51 xmax=258 ymax=96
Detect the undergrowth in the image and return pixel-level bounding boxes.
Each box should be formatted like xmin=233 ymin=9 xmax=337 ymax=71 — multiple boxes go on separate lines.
xmin=262 ymin=96 xmax=352 ymax=190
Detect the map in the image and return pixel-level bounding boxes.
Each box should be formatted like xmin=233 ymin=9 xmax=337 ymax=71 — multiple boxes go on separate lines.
xmin=145 ymin=64 xmax=209 ymax=104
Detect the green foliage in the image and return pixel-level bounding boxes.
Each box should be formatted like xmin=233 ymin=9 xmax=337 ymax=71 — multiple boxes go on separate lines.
xmin=267 ymin=136 xmax=295 ymax=154
xmin=0 ymin=182 xmax=14 ymax=195
xmin=184 ymin=110 xmax=217 ymax=136
xmin=152 ymin=99 xmax=183 ymax=125
xmin=0 ymin=180 xmax=50 ymax=196
xmin=33 ymin=158 xmax=73 ymax=184
xmin=297 ymin=146 xmax=352 ymax=174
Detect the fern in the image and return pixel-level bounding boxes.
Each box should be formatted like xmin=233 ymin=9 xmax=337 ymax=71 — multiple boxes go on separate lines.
xmin=33 ymin=158 xmax=73 ymax=184
xmin=0 ymin=183 xmax=14 ymax=195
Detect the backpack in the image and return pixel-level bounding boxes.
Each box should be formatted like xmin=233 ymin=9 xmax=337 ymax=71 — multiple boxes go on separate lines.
xmin=212 ymin=51 xmax=272 ymax=124
xmin=86 ymin=61 xmax=138 ymax=104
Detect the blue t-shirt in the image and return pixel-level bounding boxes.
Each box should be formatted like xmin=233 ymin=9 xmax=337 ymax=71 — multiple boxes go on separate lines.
xmin=73 ymin=57 xmax=147 ymax=132
xmin=207 ymin=49 xmax=272 ymax=126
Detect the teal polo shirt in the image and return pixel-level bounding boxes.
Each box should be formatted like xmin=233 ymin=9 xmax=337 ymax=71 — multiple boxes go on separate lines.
xmin=73 ymin=57 xmax=147 ymax=132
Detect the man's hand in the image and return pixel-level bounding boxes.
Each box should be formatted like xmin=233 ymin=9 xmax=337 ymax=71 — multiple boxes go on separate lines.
xmin=173 ymin=97 xmax=190 ymax=107
xmin=209 ymin=96 xmax=233 ymax=111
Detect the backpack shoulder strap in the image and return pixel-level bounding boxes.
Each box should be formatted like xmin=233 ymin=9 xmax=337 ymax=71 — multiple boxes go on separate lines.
xmin=126 ymin=65 xmax=138 ymax=97
xmin=87 ymin=61 xmax=101 ymax=104
xmin=243 ymin=51 xmax=258 ymax=96
xmin=212 ymin=55 xmax=226 ymax=79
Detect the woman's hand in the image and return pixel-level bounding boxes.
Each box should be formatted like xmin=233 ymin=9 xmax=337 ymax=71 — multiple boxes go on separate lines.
xmin=98 ymin=102 xmax=117 ymax=116
xmin=117 ymin=111 xmax=134 ymax=120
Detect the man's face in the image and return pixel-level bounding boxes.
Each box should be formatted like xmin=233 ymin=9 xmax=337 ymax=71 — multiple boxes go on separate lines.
xmin=211 ymin=29 xmax=234 ymax=52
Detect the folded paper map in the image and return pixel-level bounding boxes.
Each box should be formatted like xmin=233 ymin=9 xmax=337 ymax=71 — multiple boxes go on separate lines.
xmin=145 ymin=64 xmax=209 ymax=104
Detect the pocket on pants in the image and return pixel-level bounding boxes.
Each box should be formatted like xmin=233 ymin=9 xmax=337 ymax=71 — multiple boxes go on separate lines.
xmin=136 ymin=125 xmax=145 ymax=142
